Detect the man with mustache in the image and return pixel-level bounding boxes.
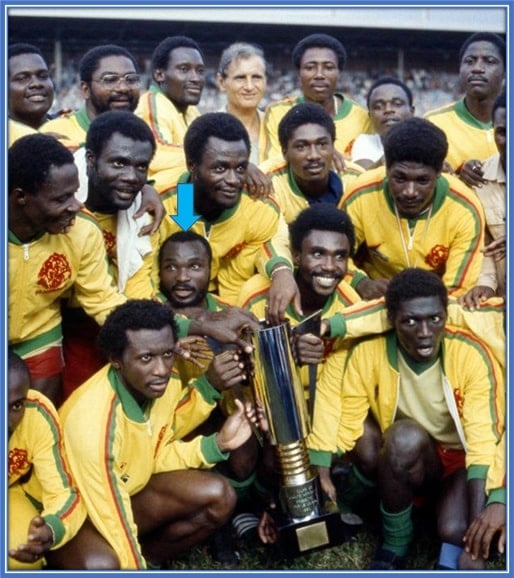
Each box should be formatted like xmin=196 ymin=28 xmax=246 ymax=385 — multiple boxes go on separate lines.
xmin=41 ymin=44 xmax=141 ymax=151
xmin=424 ymin=32 xmax=505 ymax=187
xmin=309 ymin=268 xmax=504 ymax=570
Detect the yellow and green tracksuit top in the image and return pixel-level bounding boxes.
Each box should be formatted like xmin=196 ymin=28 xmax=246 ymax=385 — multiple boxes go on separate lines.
xmin=9 ymin=389 xmax=87 ymax=551
xmin=424 ymin=99 xmax=497 ymax=173
xmin=8 ymin=213 xmax=126 ymax=359
xmin=40 ymin=107 xmax=91 ymax=152
xmin=238 ymin=272 xmax=362 ymax=403
xmin=308 ymin=329 xmax=504 ymax=494
xmin=258 ymin=156 xmax=364 ymax=225
xmin=135 ymin=84 xmax=195 ymax=188
xmin=340 ymin=167 xmax=485 ymax=296
xmin=159 ymin=173 xmax=283 ymax=304
xmin=81 ymin=209 xmax=160 ymax=299
xmin=261 ymin=92 xmax=372 ymax=162
xmin=59 ymin=364 xmax=227 ymax=569
xmin=8 ymin=118 xmax=38 ymax=147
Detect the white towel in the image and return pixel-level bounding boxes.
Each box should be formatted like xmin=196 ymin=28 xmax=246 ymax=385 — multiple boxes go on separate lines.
xmin=116 ymin=194 xmax=152 ymax=293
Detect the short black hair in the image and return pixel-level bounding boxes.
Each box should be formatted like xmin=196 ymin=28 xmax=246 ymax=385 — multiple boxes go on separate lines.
xmin=366 ymin=75 xmax=414 ymax=109
xmin=159 ymin=231 xmax=213 ymax=268
xmin=385 ymin=268 xmax=448 ymax=320
xmin=458 ymin=32 xmax=506 ymax=67
xmin=8 ymin=349 xmax=30 ymax=378
xmin=98 ymin=300 xmax=178 ymax=360
xmin=184 ymin=112 xmax=250 ymax=166
xmin=278 ymin=102 xmax=336 ymax=152
xmin=292 ymin=33 xmax=347 ymax=71
xmin=79 ymin=44 xmax=138 ymax=83
xmin=151 ymin=36 xmax=204 ymax=72
xmin=289 ymin=203 xmax=355 ymax=256
xmin=383 ymin=117 xmax=448 ymax=172
xmin=492 ymin=90 xmax=506 ymax=119
xmin=86 ymin=110 xmax=156 ymax=157
xmin=9 ymin=134 xmax=75 ymax=195
xmin=8 ymin=42 xmax=45 ymax=61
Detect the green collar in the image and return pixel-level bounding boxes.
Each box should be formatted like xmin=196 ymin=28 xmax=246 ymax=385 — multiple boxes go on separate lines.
xmin=108 ymin=365 xmax=153 ymax=422
xmin=455 ymin=98 xmax=493 ymax=130
xmin=386 ymin=332 xmax=445 ymax=372
xmin=383 ymin=174 xmax=448 ymax=219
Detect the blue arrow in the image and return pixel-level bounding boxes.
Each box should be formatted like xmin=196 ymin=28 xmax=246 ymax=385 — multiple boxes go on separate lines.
xmin=169 ymin=183 xmax=201 ymax=231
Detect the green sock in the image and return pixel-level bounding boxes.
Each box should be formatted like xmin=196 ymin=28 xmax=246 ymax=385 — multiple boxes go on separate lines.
xmin=338 ymin=464 xmax=376 ymax=513
xmin=380 ymin=502 xmax=413 ymax=557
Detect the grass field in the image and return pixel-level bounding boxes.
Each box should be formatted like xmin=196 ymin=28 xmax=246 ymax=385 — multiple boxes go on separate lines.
xmin=168 ymin=509 xmax=506 ymax=572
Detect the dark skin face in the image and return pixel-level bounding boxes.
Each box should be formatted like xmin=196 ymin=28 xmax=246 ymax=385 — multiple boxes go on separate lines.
xmin=298 ymin=47 xmax=340 ymax=107
xmin=294 ymin=229 xmax=350 ymax=314
xmin=189 ymin=136 xmax=249 ymax=221
xmin=387 ymin=161 xmax=440 ymax=218
xmin=459 ymin=40 xmax=504 ymax=103
xmin=85 ymin=132 xmax=153 ymax=214
xmin=8 ymin=366 xmax=29 ymax=438
xmin=10 ymin=162 xmax=82 ymax=243
xmin=159 ymin=240 xmax=211 ymax=310
xmin=155 ymin=47 xmax=205 ymax=113
xmin=368 ymin=83 xmax=414 ymax=137
xmin=110 ymin=326 xmax=176 ymax=406
xmin=81 ymin=55 xmax=140 ymax=118
xmin=9 ymin=52 xmax=54 ymax=129
xmin=283 ymin=123 xmax=334 ymax=197
xmin=389 ymin=295 xmax=447 ymax=363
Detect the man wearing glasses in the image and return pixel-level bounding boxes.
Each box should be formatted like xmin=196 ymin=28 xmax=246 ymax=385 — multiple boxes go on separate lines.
xmin=41 ymin=43 xmax=141 ymax=151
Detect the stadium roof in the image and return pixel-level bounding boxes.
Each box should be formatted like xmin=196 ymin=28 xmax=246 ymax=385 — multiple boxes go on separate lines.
xmin=7 ymin=5 xmax=507 ymax=33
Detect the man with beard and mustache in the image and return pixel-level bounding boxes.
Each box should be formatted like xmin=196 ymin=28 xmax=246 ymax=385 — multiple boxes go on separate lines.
xmin=8 ymin=43 xmax=55 ymax=146
xmin=40 ymin=44 xmax=165 ymax=230
xmin=424 ymin=32 xmax=505 ymax=188
xmin=308 ymin=268 xmax=504 ymax=570
xmin=41 ymin=44 xmax=141 ymax=151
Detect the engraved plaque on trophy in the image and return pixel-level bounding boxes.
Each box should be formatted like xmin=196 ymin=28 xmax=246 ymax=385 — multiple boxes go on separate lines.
xmin=247 ymin=320 xmax=348 ymax=558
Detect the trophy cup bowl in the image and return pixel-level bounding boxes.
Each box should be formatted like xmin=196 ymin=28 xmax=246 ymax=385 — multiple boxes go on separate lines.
xmin=248 ymin=321 xmax=349 ymax=557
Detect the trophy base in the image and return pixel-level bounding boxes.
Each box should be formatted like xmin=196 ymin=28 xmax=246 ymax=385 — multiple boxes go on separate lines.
xmin=272 ymin=506 xmax=354 ymax=559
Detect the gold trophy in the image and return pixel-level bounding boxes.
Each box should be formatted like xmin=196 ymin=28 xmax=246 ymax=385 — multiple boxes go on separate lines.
xmin=247 ymin=319 xmax=348 ymax=558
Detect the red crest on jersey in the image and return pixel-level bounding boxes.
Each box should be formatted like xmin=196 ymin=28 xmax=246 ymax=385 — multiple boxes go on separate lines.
xmin=36 ymin=253 xmax=72 ymax=293
xmin=8 ymin=447 xmax=29 ymax=477
xmin=102 ymin=230 xmax=116 ymax=260
xmin=425 ymin=244 xmax=449 ymax=270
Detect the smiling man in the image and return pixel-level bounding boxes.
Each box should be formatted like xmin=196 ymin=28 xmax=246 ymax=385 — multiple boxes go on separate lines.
xmin=340 ymin=117 xmax=486 ymax=299
xmin=8 ymin=133 xmax=126 ymax=405
xmin=41 ymin=44 xmax=141 ymax=151
xmin=8 ymin=43 xmax=55 ymax=146
xmin=159 ymin=112 xmax=284 ymax=305
xmin=309 ymin=268 xmax=504 ymax=570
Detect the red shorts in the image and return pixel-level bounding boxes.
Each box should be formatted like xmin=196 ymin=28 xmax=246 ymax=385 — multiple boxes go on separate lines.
xmin=436 ymin=444 xmax=466 ymax=479
xmin=23 ymin=346 xmax=64 ymax=379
